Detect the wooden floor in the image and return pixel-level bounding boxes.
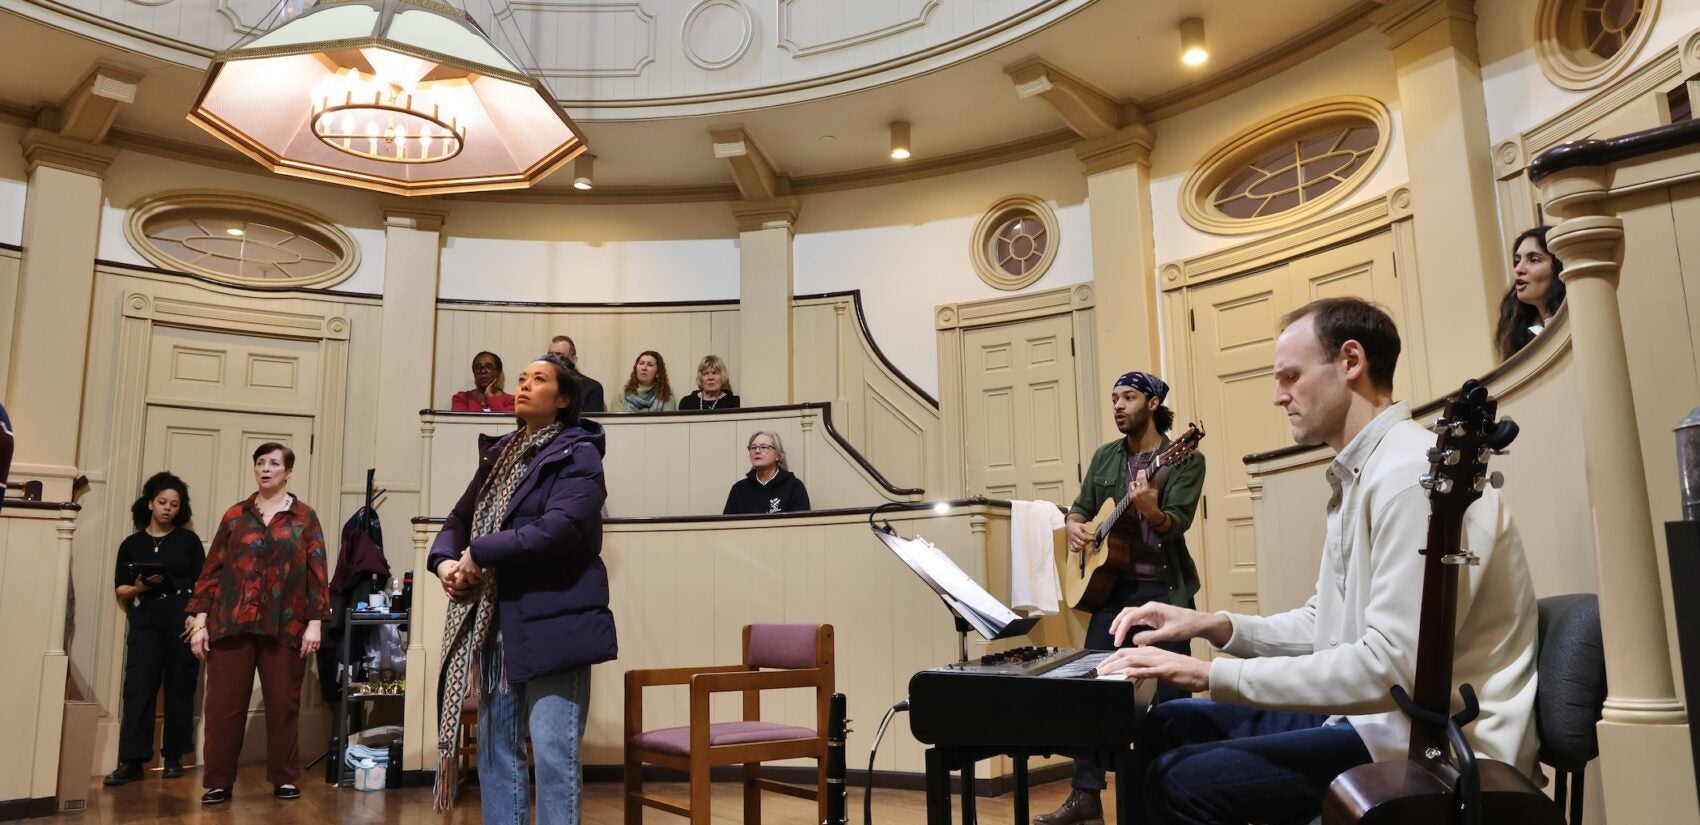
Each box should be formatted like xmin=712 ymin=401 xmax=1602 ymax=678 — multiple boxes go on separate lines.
xmin=85 ymin=764 xmax=1107 ymax=824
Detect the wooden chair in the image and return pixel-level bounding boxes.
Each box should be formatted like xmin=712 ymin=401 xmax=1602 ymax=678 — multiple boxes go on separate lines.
xmin=624 ymin=624 xmax=835 ymax=825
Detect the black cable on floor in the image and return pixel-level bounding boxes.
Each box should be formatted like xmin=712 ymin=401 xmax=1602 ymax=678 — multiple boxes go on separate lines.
xmin=863 ymin=700 xmax=909 ymax=825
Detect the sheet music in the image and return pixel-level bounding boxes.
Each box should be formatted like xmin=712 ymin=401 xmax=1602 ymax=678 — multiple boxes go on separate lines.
xmin=875 ymin=530 xmax=1023 ymax=639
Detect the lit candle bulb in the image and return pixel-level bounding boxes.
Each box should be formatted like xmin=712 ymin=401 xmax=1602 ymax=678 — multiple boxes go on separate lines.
xmin=393 ymin=123 xmax=406 ymax=159
xmin=420 ymin=130 xmax=433 ymax=159
xmin=341 ymin=113 xmax=355 ymax=149
xmin=366 ymin=120 xmax=379 ymax=155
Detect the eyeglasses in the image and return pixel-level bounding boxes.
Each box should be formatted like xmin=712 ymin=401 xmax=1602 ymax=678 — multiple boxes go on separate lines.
xmin=748 ymin=444 xmax=776 ymax=453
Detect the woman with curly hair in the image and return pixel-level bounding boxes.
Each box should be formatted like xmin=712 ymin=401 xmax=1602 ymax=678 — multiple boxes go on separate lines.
xmin=1494 ymin=226 xmax=1566 ymax=361
xmin=617 ymin=350 xmax=675 ymax=412
xmin=105 ymin=472 xmax=202 ymax=786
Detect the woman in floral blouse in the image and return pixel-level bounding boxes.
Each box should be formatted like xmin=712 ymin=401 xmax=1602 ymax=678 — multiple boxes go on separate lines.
xmin=185 ymin=442 xmax=329 ymax=805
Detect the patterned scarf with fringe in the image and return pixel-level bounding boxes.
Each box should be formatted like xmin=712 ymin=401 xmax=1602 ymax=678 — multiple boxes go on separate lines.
xmin=433 ymin=422 xmax=563 ymax=810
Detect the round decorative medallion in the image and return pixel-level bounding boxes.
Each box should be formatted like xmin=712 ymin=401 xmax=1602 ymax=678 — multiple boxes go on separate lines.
xmin=1180 ymin=96 xmax=1390 ymax=236
xmin=683 ymin=0 xmax=754 ymax=71
xmin=1535 ymin=0 xmax=1659 ymax=90
xmin=124 ymin=191 xmax=360 ymax=289
xmin=970 ymin=195 xmax=1060 ymax=291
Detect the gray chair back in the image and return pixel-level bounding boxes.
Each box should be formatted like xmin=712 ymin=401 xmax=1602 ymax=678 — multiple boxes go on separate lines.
xmin=1536 ymin=593 xmax=1606 ymax=772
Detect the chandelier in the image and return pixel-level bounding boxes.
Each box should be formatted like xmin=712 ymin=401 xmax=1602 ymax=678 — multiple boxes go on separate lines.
xmin=189 ymin=0 xmax=586 ymax=196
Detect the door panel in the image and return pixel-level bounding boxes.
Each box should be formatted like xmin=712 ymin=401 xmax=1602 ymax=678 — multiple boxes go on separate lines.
xmin=1185 ymin=232 xmax=1405 ymax=616
xmin=962 ymin=315 xmax=1081 ymax=506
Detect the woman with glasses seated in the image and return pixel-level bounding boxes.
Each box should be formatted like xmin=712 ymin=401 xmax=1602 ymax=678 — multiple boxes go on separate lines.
xmin=451 ymin=351 xmax=516 ymax=413
xmin=723 ymin=431 xmax=810 ymax=515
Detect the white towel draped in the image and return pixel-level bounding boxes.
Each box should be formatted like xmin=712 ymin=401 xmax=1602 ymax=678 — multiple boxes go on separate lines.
xmin=1009 ymin=500 xmax=1065 ymax=615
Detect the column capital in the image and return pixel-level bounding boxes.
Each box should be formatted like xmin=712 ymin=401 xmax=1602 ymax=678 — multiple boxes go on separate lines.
xmin=730 ymin=196 xmax=801 ymax=233
xmin=1372 ymin=0 xmax=1477 ymax=53
xmin=381 ymin=201 xmax=449 ymax=232
xmin=1074 ymin=123 xmax=1155 ymax=176
xmin=20 ymin=128 xmax=117 ymax=177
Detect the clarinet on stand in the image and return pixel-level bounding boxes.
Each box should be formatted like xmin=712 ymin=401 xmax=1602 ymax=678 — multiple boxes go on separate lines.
xmin=825 ymin=692 xmax=850 ymax=825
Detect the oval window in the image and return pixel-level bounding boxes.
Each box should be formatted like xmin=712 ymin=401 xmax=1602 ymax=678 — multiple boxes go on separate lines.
xmin=1180 ymin=97 xmax=1390 ymax=236
xmin=125 ymin=192 xmax=360 ymax=288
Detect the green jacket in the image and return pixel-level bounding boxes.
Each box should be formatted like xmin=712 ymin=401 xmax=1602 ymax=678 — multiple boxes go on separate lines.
xmin=1068 ymin=435 xmax=1205 ymax=609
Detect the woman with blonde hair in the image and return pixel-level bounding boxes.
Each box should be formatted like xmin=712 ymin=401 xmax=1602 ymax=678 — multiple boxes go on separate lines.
xmin=723 ymin=430 xmax=810 ymax=515
xmin=678 ymin=355 xmax=740 ymax=411
xmin=617 ymin=351 xmax=675 ymax=412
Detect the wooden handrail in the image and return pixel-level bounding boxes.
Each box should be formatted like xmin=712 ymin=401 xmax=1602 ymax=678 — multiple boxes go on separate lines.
xmin=410 ymin=496 xmax=1015 ymax=527
xmin=420 ymin=401 xmax=925 ymax=497
xmin=1528 ymin=118 xmax=1700 ymax=183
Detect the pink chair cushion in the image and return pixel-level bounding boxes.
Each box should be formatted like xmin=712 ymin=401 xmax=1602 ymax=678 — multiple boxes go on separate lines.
xmin=747 ymin=624 xmax=820 ymax=670
xmin=629 ymin=721 xmax=817 ymax=756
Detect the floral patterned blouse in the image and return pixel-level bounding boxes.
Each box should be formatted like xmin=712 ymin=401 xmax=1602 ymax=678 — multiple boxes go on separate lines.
xmin=186 ymin=493 xmax=330 ymax=648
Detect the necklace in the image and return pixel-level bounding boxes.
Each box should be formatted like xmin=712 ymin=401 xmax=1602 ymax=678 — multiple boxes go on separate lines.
xmin=147 ymin=527 xmax=170 ymax=553
xmin=702 ymin=394 xmax=721 ymax=410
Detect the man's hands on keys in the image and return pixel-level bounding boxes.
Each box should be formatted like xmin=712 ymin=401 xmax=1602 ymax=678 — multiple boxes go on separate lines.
xmin=1094 ymin=602 xmax=1235 ymax=692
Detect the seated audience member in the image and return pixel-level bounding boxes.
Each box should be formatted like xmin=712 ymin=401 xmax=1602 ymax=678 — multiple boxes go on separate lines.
xmin=678 ymin=355 xmax=741 ymax=411
xmin=548 ymin=334 xmax=607 ymax=413
xmin=1494 ymin=226 xmax=1566 ymax=361
xmin=1094 ymin=297 xmax=1539 ymax=825
xmin=724 ymin=431 xmax=810 ymax=515
xmin=450 ymin=351 xmax=515 ymax=413
xmin=618 ymin=350 xmax=675 ymax=412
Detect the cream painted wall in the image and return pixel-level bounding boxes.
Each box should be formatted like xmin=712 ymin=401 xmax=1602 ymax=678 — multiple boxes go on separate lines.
xmin=93 ymin=152 xmax=389 ymax=295
xmin=439 ymin=201 xmax=740 ymax=302
xmin=793 ymin=149 xmax=1092 ymax=396
xmin=0 ymin=123 xmax=24 ymax=247
xmin=1479 ymin=0 xmax=1700 ymax=143
xmin=1149 ymin=30 xmax=1409 ymax=266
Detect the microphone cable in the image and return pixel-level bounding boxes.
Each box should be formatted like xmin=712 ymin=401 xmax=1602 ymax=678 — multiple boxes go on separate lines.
xmin=863 ymin=699 xmax=910 ymax=825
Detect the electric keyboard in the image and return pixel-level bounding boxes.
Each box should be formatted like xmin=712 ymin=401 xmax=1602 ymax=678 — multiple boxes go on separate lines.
xmin=907 ymin=646 xmax=1155 ymax=748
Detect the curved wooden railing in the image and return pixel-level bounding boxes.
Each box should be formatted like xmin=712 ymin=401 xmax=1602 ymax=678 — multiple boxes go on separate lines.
xmin=424 ymin=402 xmax=923 ymax=498
xmin=1528 ymin=118 xmax=1700 ymax=182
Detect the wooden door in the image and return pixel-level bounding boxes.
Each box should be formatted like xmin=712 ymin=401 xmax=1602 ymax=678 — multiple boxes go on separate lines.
xmin=961 ymin=315 xmax=1081 ymax=506
xmin=1186 ymin=232 xmax=1404 ymax=616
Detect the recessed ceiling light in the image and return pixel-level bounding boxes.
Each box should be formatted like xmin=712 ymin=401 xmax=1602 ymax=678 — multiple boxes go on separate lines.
xmin=226 ymin=228 xmax=245 ymax=236
xmin=820 ymin=135 xmax=836 ymax=143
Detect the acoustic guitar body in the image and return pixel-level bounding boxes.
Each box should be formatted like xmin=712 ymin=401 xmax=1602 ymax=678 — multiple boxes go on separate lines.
xmin=1324 ymin=759 xmax=1560 ymax=825
xmin=1062 ymin=503 xmax=1135 ymax=613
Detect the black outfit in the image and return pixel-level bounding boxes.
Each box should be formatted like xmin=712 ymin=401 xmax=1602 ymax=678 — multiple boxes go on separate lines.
xmin=723 ymin=468 xmax=810 ymax=515
xmin=576 ymin=373 xmax=607 ymax=413
xmin=678 ymin=391 xmax=741 ymax=411
xmin=114 ymin=528 xmax=204 ymax=765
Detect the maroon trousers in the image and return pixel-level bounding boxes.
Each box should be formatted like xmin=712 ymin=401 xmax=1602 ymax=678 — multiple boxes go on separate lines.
xmin=201 ymin=634 xmax=308 ymax=789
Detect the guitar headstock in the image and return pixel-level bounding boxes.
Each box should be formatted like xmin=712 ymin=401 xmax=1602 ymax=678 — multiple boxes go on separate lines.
xmin=1161 ymin=423 xmax=1207 ymax=465
xmin=1422 ymin=380 xmax=1518 ymax=529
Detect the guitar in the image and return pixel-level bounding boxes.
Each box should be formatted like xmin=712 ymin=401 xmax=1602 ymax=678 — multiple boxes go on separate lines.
xmin=1063 ymin=424 xmax=1205 ymax=612
xmin=1322 ymin=380 xmax=1562 ymax=825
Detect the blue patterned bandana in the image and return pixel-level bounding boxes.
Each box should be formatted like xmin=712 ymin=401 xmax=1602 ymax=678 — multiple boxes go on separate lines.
xmin=1114 ymin=371 xmax=1168 ymax=403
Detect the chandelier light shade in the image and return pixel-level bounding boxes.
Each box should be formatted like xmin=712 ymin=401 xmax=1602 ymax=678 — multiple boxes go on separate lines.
xmin=188 ymin=0 xmax=587 ymax=196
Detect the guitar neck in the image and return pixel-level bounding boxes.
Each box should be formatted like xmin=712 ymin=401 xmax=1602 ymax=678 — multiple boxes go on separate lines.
xmin=1407 ymin=510 xmax=1464 ymax=760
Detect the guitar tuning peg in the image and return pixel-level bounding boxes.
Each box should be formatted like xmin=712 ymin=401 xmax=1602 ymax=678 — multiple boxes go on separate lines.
xmin=1471 ymin=472 xmax=1506 ymax=492
xmin=1420 ymin=474 xmax=1455 ymax=494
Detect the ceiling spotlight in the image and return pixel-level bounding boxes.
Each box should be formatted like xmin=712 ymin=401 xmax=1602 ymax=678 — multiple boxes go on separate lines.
xmin=573 ymin=154 xmax=596 ymax=190
xmin=1180 ymin=17 xmax=1208 ymax=66
xmin=890 ymin=121 xmax=912 ymax=160
xmin=225 ymin=227 xmax=245 ymax=236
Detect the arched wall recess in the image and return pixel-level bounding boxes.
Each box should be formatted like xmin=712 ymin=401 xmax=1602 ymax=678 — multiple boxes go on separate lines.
xmin=1535 ymin=0 xmax=1661 ymax=91
xmin=123 ymin=191 xmax=361 ymax=290
xmin=1179 ymin=95 xmax=1392 ymax=236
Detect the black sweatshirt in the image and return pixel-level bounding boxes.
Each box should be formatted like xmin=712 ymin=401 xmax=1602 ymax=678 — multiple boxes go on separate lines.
xmin=723 ymin=468 xmax=811 ymax=515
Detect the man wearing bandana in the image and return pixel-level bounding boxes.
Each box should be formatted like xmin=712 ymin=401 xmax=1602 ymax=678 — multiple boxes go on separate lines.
xmin=1035 ymin=370 xmax=1206 ymax=825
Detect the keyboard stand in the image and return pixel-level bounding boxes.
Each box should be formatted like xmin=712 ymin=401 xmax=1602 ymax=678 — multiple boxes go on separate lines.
xmin=922 ymin=743 xmax=1138 ymax=825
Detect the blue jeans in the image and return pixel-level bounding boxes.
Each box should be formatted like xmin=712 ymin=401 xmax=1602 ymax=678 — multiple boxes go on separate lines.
xmin=1075 ymin=578 xmax=1188 ymax=791
xmin=478 ymin=665 xmax=592 ymax=825
xmin=1135 ymin=699 xmax=1372 ymax=825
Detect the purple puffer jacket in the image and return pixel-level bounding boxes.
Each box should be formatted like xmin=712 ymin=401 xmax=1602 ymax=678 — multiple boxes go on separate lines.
xmin=428 ymin=420 xmax=616 ymax=683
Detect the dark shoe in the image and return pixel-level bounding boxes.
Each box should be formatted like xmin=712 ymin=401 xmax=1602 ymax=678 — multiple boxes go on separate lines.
xmin=162 ymin=759 xmax=184 ymax=779
xmin=274 ymin=784 xmax=301 ymax=799
xmin=1033 ymin=788 xmax=1103 ymax=825
xmin=201 ymin=788 xmax=230 ymax=805
xmin=103 ymin=762 xmax=144 ymax=787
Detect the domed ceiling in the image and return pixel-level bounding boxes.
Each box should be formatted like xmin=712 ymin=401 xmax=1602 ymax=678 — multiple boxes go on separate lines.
xmin=0 ymin=0 xmax=1373 ymax=192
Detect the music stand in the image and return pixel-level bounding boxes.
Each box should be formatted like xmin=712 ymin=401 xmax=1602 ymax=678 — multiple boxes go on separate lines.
xmin=869 ymin=521 xmax=1037 ymax=662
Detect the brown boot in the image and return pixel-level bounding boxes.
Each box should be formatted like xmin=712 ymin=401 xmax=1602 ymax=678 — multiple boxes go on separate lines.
xmin=1033 ymin=788 xmax=1103 ymax=825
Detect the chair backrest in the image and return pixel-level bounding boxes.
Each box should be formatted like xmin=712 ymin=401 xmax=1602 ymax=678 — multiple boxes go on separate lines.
xmin=1536 ymin=594 xmax=1606 ymax=772
xmin=744 ymin=624 xmax=831 ymax=670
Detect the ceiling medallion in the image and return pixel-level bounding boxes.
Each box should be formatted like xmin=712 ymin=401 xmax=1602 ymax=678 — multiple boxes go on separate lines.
xmin=189 ymin=0 xmax=587 ymax=196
